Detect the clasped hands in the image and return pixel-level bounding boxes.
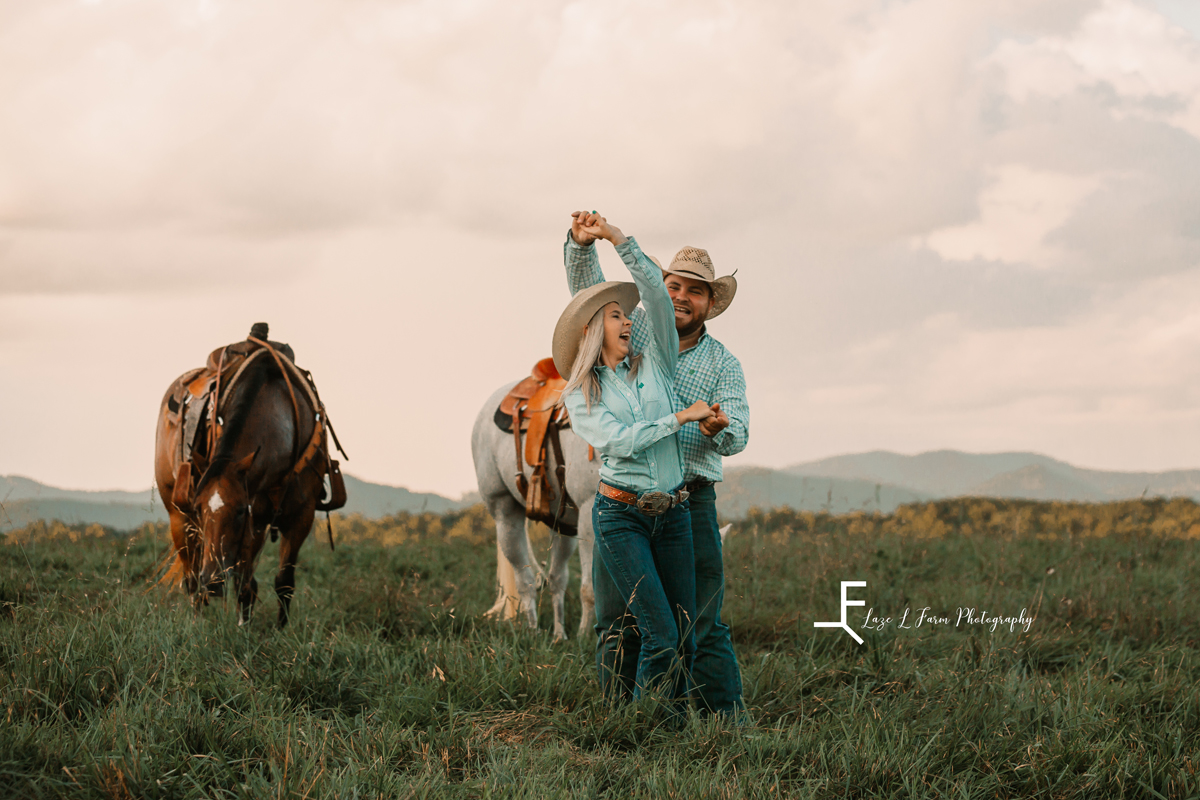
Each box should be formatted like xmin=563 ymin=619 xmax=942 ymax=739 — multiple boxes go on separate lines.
xmin=571 ymin=210 xmax=627 ymax=246
xmin=699 ymin=403 xmax=731 ymax=437
xmin=677 ymin=401 xmax=730 ymax=437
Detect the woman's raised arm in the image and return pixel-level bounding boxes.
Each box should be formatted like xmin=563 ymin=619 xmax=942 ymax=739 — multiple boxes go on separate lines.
xmin=579 ymin=215 xmax=681 ymax=376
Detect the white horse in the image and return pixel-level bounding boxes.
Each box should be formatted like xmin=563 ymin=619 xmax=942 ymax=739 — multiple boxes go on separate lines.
xmin=471 ymin=381 xmax=598 ymax=640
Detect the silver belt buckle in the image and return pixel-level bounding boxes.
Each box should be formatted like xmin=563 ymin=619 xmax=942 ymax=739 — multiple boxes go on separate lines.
xmin=636 ymin=491 xmax=672 ymax=516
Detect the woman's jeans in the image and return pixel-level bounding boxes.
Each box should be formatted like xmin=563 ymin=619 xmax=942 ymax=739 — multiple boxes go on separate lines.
xmin=592 ymin=490 xmax=696 ymax=702
xmin=593 ymin=484 xmax=743 ymax=713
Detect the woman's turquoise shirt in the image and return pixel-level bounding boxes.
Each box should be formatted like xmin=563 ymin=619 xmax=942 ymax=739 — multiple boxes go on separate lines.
xmin=563 ymin=237 xmax=685 ymax=494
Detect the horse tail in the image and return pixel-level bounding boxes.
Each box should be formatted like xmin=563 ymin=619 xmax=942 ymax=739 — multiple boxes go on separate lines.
xmin=494 ymin=537 xmax=521 ymax=617
xmin=194 ymin=353 xmax=278 ymax=495
xmin=149 ymin=550 xmax=187 ymax=591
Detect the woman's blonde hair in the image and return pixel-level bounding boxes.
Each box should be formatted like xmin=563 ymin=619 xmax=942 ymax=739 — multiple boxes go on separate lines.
xmin=560 ymin=304 xmax=640 ymax=412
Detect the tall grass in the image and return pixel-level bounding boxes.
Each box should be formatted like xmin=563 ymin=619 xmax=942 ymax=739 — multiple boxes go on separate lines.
xmin=2 ymin=498 xmax=1198 ymax=798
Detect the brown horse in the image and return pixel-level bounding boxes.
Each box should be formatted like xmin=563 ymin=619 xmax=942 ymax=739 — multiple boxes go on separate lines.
xmin=154 ymin=326 xmax=345 ymax=627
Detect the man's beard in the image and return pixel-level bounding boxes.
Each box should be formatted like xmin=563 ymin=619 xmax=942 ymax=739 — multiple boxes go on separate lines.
xmin=676 ymin=314 xmax=706 ymax=338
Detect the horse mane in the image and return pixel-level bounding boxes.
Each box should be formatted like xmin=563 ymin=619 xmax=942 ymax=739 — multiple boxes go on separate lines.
xmin=194 ymin=354 xmax=279 ymax=494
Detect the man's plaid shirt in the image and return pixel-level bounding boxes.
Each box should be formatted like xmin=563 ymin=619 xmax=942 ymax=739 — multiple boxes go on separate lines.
xmin=565 ymin=235 xmax=749 ymax=483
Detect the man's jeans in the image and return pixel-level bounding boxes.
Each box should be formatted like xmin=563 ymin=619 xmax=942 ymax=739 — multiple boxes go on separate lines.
xmin=592 ymin=491 xmax=696 ymax=701
xmin=593 ymin=484 xmax=744 ymax=713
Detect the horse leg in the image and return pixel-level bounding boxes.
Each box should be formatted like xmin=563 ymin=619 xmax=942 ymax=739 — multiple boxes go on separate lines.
xmin=546 ymin=531 xmax=577 ymax=642
xmin=274 ymin=541 xmax=299 ymax=628
xmin=235 ymin=526 xmax=265 ymax=626
xmin=274 ymin=514 xmax=313 ymax=629
xmin=236 ymin=575 xmax=259 ymax=626
xmin=489 ymin=496 xmax=542 ymax=630
xmin=576 ymin=495 xmax=597 ymax=639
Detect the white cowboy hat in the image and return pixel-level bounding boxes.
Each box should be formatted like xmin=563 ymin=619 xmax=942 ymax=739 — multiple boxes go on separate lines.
xmin=664 ymin=246 xmax=737 ymax=319
xmin=552 ymin=281 xmax=640 ymax=379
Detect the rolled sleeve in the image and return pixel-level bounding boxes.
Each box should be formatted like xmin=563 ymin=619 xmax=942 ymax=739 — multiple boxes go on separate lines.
xmin=708 ymin=358 xmax=749 ymax=457
xmin=564 ymin=234 xmax=606 ymax=297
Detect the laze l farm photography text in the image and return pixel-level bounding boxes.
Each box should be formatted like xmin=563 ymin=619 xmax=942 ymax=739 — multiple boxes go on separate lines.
xmin=860 ymin=606 xmax=1037 ymax=634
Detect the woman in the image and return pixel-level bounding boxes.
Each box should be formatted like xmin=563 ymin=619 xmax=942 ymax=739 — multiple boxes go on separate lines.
xmin=553 ymin=213 xmax=715 ymax=703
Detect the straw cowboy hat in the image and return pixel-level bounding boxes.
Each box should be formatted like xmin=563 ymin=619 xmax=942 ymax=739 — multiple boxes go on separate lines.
xmin=552 ymin=281 xmax=640 ymax=379
xmin=664 ymin=246 xmax=737 ymax=319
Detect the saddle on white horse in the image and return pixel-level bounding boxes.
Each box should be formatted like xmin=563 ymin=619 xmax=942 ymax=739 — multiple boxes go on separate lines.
xmin=494 ymin=358 xmax=583 ymax=536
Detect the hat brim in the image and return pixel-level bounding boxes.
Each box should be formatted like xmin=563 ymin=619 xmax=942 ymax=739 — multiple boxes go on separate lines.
xmin=553 ymin=282 xmax=641 ymax=379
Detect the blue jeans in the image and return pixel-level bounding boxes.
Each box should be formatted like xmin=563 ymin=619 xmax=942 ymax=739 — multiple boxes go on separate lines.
xmin=592 ymin=490 xmax=696 ymax=701
xmin=594 ymin=484 xmax=743 ymax=713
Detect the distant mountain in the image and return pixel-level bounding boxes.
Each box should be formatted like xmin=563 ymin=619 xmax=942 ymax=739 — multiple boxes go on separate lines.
xmin=716 ymin=467 xmax=930 ymax=517
xmin=339 ymin=475 xmax=466 ymax=517
xmin=786 ymin=451 xmax=1200 ymax=503
xmin=970 ymin=464 xmax=1107 ymax=502
xmin=1 ymin=475 xmax=155 ymax=506
xmin=1 ymin=498 xmax=166 ymax=531
xmin=976 ymin=463 xmax=1200 ymax=502
xmin=1 ymin=475 xmax=166 ymax=531
xmin=1064 ymin=465 xmax=1200 ymax=500
xmin=787 ymin=451 xmax=1065 ymax=497
xmin=0 ymin=474 xmax=470 ymax=533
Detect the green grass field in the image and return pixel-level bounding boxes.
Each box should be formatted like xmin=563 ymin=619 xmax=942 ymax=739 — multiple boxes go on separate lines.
xmin=2 ymin=499 xmax=1198 ymax=799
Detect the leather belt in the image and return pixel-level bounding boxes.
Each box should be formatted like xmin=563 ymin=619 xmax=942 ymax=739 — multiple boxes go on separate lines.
xmin=684 ymin=478 xmax=714 ymax=493
xmin=599 ymin=482 xmax=690 ymax=517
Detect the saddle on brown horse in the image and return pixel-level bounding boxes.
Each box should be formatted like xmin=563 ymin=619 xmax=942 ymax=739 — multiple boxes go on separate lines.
xmin=495 ymin=358 xmax=578 ymax=536
xmin=164 ymin=328 xmax=348 ymax=520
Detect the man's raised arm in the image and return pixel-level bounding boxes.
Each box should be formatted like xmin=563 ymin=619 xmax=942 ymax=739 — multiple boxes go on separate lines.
xmin=564 ymin=210 xmax=607 ymax=297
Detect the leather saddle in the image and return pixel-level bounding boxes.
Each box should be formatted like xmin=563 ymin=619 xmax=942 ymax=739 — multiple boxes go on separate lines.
xmin=166 ymin=338 xmax=296 ymax=465
xmin=495 ymin=358 xmax=576 ymax=536
xmin=165 ymin=333 xmax=347 ymax=515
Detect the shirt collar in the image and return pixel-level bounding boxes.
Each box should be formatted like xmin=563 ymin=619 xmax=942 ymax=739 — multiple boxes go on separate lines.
xmin=594 ymin=357 xmax=633 ymax=375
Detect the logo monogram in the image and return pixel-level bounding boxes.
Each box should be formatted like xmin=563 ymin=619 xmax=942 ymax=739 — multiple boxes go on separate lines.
xmin=814 ymin=580 xmax=867 ymax=645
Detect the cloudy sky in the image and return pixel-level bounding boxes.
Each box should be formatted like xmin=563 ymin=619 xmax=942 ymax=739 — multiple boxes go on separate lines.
xmin=2 ymin=0 xmax=1200 ymax=497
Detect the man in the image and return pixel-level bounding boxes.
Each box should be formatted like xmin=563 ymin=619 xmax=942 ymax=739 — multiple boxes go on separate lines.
xmin=564 ymin=210 xmax=749 ymax=716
